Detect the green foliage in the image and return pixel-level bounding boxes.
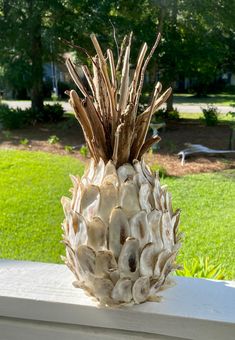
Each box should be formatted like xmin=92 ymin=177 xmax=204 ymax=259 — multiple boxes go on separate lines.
xmin=51 ymin=92 xmax=59 ymax=102
xmin=151 ymin=164 xmax=168 ymax=178
xmin=36 ymin=104 xmax=65 ymax=123
xmin=64 ymin=145 xmax=73 ymax=153
xmin=0 ymin=0 xmax=115 ymax=108
xmin=48 ymin=135 xmax=60 ymax=145
xmin=227 ymin=105 xmax=235 ymax=120
xmin=79 ymin=145 xmax=89 ymax=158
xmin=155 ymin=108 xmax=180 ymax=121
xmin=0 ymin=0 xmax=234 ymax=112
xmin=0 ymin=103 xmax=64 ymax=129
xmin=2 ymin=130 xmax=12 ymax=139
xmin=176 ymin=257 xmax=226 ymax=280
xmin=0 ymin=104 xmax=33 ymax=129
xmin=19 ymin=138 xmax=29 ymax=146
xmin=201 ymin=105 xmax=219 ymax=126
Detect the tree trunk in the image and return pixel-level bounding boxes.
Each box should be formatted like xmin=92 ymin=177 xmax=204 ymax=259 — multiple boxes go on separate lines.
xmin=157 ymin=0 xmax=166 ymax=34
xmin=30 ymin=7 xmax=44 ymax=113
xmin=166 ymin=86 xmax=174 ymax=112
xmin=3 ymin=0 xmax=10 ymax=17
xmin=166 ymin=1 xmax=178 ymax=112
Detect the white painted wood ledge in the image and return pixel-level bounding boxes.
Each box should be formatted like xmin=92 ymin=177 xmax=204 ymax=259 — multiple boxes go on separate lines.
xmin=0 ymin=260 xmax=234 ymax=340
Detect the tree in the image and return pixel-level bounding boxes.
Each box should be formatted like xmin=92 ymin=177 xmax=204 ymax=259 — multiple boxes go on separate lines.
xmin=1 ymin=1 xmax=46 ymax=111
xmin=1 ymin=0 xmax=234 ymax=113
xmin=0 ymin=0 xmax=115 ymax=112
xmin=151 ymin=0 xmax=235 ymax=110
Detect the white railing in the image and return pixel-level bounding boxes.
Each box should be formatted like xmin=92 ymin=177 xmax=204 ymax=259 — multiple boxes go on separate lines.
xmin=0 ymin=260 xmax=234 ymax=340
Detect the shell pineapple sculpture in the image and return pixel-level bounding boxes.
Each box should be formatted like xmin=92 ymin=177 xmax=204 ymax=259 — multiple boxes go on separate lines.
xmin=61 ymin=32 xmax=181 ymax=306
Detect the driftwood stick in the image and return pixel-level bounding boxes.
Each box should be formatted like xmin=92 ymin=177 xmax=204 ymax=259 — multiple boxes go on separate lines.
xmin=129 ymin=43 xmax=148 ymax=103
xmin=61 ymin=38 xmax=94 ymax=65
xmin=130 ymin=82 xmax=162 ymax=160
xmin=83 ymin=98 xmax=108 ymax=160
xmin=66 ymin=59 xmax=88 ymax=97
xmin=138 ymin=136 xmax=161 ymax=159
xmin=90 ymin=34 xmax=107 ymax=64
xmin=109 ymin=19 xmax=119 ymax=59
xmin=118 ymin=32 xmax=132 ymax=115
xmin=70 ymin=90 xmax=98 ymax=162
xmin=134 ymin=33 xmax=161 ymax=117
xmin=92 ymin=57 xmax=106 ymax=122
xmin=117 ymin=103 xmax=135 ymax=165
xmin=81 ymin=65 xmax=103 ymax=122
xmin=91 ymin=34 xmax=115 ymax=125
xmin=70 ymin=90 xmax=93 ymax=139
xmin=116 ymin=35 xmax=128 ymax=71
xmin=107 ymin=49 xmax=117 ymax=89
xmin=107 ymin=48 xmax=119 ymax=135
xmin=136 ymin=87 xmax=172 ymax=125
xmin=112 ymin=123 xmax=124 ymax=166
xmin=81 ymin=65 xmax=96 ymax=98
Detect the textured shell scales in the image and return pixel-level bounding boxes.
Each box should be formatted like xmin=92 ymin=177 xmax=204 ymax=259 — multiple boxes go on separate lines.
xmin=61 ymin=159 xmax=181 ymax=305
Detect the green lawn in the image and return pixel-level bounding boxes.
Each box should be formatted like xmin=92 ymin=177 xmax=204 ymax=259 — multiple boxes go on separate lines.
xmin=0 ymin=150 xmax=84 ymax=262
xmin=174 ymin=93 xmax=235 ymax=106
xmin=179 ymin=112 xmax=235 ymax=124
xmin=0 ymin=150 xmax=234 ymax=279
xmin=163 ymin=172 xmax=235 ymax=279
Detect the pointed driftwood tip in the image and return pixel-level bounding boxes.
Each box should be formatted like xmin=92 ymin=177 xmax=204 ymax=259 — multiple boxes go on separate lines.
xmin=70 ymin=89 xmax=77 ymax=98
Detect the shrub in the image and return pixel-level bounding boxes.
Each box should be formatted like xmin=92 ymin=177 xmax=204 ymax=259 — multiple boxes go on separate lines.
xmin=19 ymin=138 xmax=29 ymax=146
xmin=36 ymin=103 xmax=64 ymax=123
xmin=176 ymin=257 xmax=225 ymax=280
xmin=151 ymin=164 xmax=168 ymax=178
xmin=0 ymin=104 xmax=34 ymax=129
xmin=0 ymin=103 xmax=64 ymax=129
xmin=64 ymin=145 xmax=73 ymax=153
xmin=0 ymin=103 xmax=9 ymax=114
xmin=79 ymin=145 xmax=89 ymax=158
xmin=51 ymin=92 xmax=59 ymax=102
xmin=2 ymin=130 xmax=12 ymax=139
xmin=155 ymin=108 xmax=180 ymax=121
xmin=201 ymin=105 xmax=219 ymax=126
xmin=227 ymin=105 xmax=235 ymax=120
xmin=48 ymin=135 xmax=60 ymax=144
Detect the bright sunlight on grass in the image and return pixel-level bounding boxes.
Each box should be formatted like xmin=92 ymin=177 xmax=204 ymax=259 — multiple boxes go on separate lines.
xmin=0 ymin=150 xmax=234 ymax=279
xmin=163 ymin=171 xmax=235 ymax=279
xmin=174 ymin=93 xmax=235 ymax=106
xmin=0 ymin=150 xmax=84 ymax=263
xmin=179 ymin=112 xmax=235 ymax=124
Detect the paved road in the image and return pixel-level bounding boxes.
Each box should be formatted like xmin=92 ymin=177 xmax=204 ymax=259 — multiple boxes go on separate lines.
xmin=174 ymin=103 xmax=232 ymax=114
xmin=2 ymin=100 xmax=72 ymax=113
xmin=2 ymin=100 xmax=233 ymax=114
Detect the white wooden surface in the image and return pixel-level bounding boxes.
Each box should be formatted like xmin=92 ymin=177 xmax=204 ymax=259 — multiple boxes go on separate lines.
xmin=0 ymin=260 xmax=234 ymax=340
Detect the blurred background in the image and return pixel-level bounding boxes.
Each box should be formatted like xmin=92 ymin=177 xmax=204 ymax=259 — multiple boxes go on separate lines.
xmin=0 ymin=0 xmax=234 ymax=280
xmin=0 ymin=0 xmax=235 ymax=108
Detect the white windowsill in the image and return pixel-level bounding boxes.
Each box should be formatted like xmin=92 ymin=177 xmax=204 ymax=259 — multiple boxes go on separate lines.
xmin=0 ymin=260 xmax=234 ymax=340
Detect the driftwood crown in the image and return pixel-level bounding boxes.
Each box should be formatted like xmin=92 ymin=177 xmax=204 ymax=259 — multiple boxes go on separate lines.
xmin=61 ymin=32 xmax=181 ymax=306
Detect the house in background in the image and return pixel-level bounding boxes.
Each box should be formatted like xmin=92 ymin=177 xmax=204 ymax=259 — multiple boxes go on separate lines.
xmin=43 ymin=53 xmax=83 ymax=99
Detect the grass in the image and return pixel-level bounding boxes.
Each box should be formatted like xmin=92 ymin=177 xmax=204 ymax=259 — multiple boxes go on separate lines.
xmin=0 ymin=150 xmax=234 ymax=279
xmin=0 ymin=150 xmax=84 ymax=262
xmin=163 ymin=171 xmax=235 ymax=279
xmin=174 ymin=93 xmax=235 ymax=106
xmin=179 ymin=111 xmax=235 ymax=125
